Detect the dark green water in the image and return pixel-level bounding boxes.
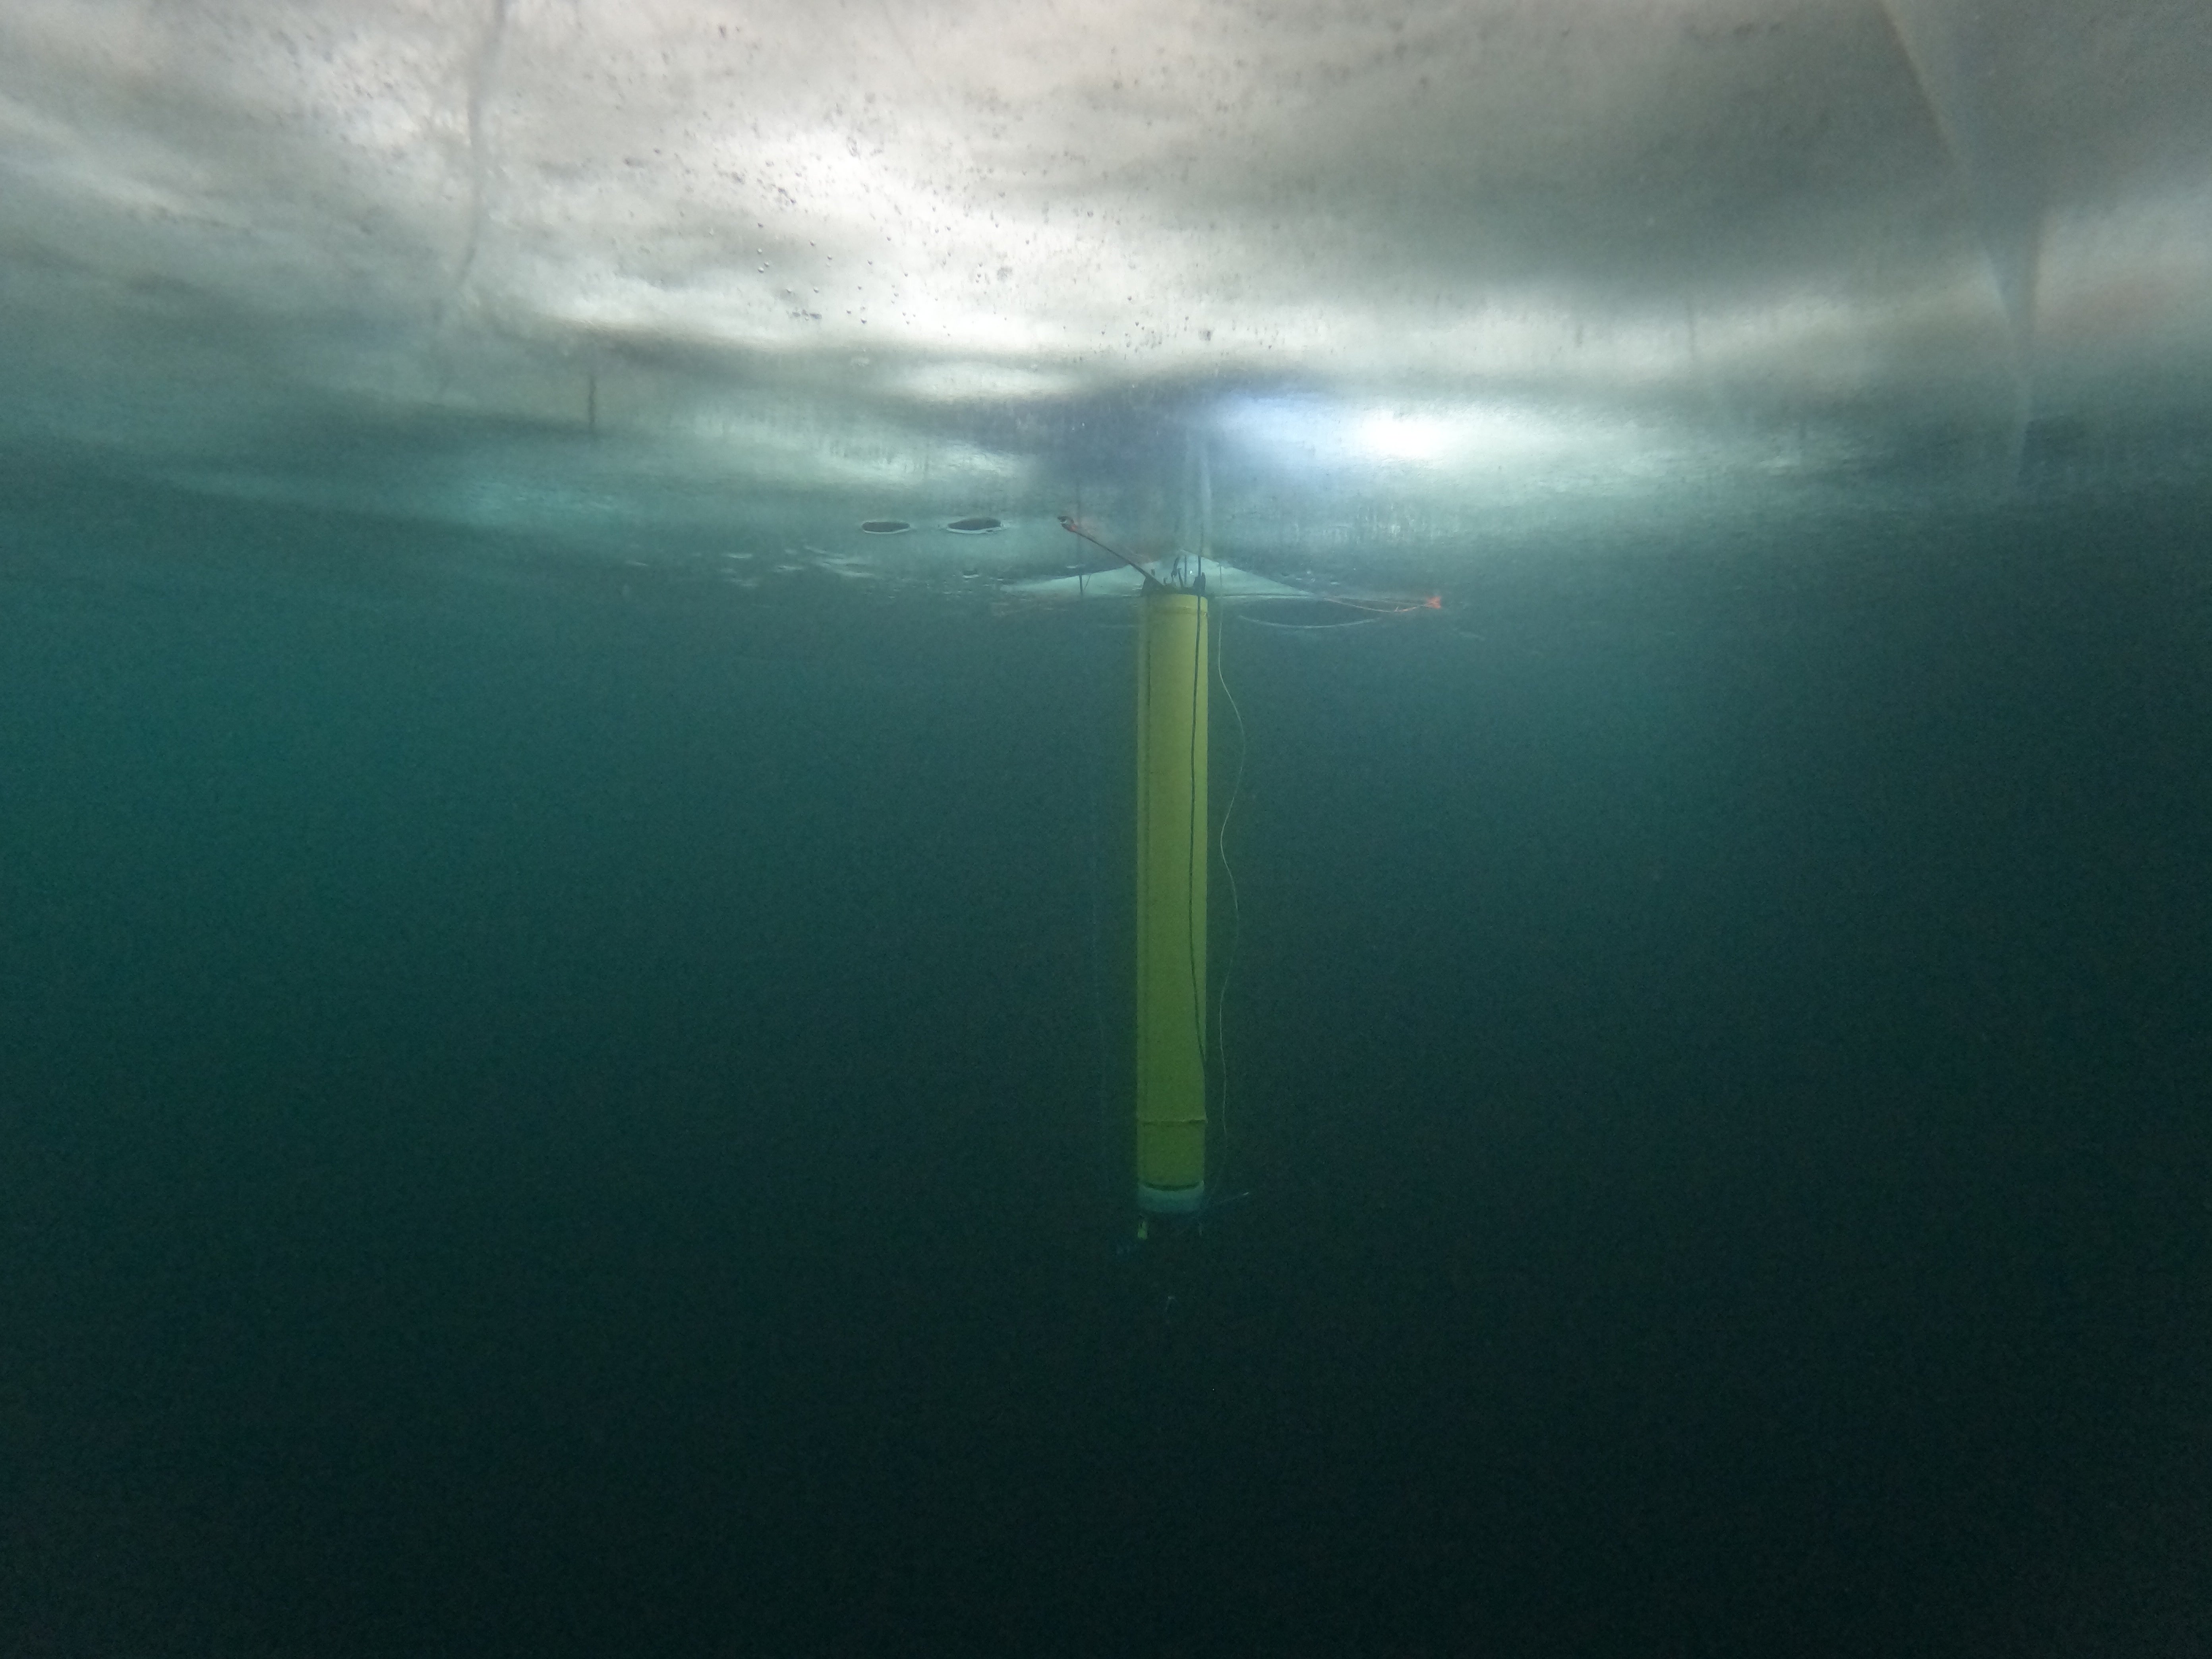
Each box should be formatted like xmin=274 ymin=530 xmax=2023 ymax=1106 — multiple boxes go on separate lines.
xmin=6 ymin=460 xmax=2211 ymax=1655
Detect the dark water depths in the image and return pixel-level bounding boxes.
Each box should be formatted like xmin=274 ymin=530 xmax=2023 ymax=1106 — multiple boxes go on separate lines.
xmin=6 ymin=460 xmax=2211 ymax=1655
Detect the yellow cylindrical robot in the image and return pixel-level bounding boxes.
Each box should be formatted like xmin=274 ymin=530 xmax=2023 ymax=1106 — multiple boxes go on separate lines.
xmin=1134 ymin=586 xmax=1208 ymax=1214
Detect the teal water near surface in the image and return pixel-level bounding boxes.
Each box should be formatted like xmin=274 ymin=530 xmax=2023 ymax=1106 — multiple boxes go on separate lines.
xmin=6 ymin=456 xmax=2212 ymax=1655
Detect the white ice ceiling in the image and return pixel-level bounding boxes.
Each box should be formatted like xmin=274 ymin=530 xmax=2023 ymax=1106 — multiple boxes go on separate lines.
xmin=2 ymin=0 xmax=2208 ymax=570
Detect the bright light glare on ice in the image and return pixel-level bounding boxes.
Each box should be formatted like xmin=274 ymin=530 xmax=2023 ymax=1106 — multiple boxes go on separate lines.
xmin=1220 ymin=396 xmax=1622 ymax=479
xmin=1355 ymin=412 xmax=1452 ymax=462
